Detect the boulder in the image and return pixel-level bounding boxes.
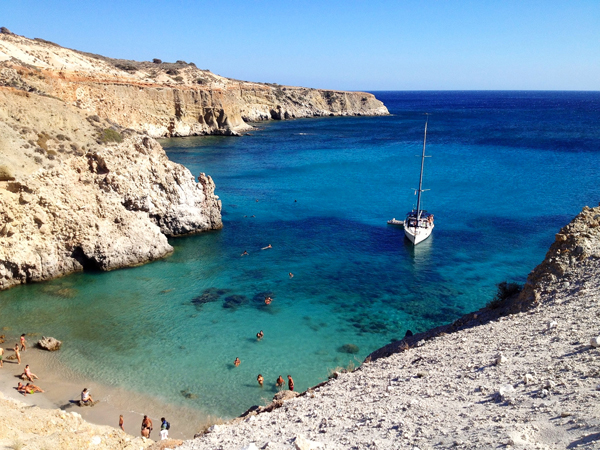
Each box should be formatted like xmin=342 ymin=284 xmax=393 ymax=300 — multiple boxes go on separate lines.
xmin=293 ymin=435 xmax=324 ymax=450
xmin=37 ymin=336 xmax=62 ymax=351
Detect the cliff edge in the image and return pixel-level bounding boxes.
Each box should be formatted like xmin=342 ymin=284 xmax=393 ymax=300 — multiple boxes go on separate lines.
xmin=0 ymin=29 xmax=387 ymax=290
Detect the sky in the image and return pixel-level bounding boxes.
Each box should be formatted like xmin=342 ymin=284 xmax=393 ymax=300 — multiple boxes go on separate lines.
xmin=2 ymin=0 xmax=599 ymax=90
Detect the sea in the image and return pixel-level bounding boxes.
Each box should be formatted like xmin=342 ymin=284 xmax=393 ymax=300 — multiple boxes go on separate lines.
xmin=1 ymin=91 xmax=599 ymax=420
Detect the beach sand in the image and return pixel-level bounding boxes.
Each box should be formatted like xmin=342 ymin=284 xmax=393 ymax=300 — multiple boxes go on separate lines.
xmin=0 ymin=335 xmax=220 ymax=441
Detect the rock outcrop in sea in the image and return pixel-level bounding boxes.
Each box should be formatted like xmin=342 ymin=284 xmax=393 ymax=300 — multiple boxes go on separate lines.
xmin=0 ymin=30 xmax=388 ymax=290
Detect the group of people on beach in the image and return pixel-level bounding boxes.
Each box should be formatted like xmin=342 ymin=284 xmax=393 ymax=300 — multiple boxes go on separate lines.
xmin=4 ymin=333 xmax=172 ymax=441
xmin=140 ymin=415 xmax=171 ymax=440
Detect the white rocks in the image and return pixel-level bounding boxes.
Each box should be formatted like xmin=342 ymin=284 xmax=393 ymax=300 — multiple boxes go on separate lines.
xmin=523 ymin=373 xmax=535 ymax=385
xmin=37 ymin=336 xmax=62 ymax=351
xmin=293 ymin=435 xmax=324 ymax=450
xmin=240 ymin=444 xmax=258 ymax=450
xmin=547 ymin=320 xmax=558 ymax=331
xmin=590 ymin=336 xmax=600 ymax=348
xmin=498 ymin=384 xmax=516 ymax=400
xmin=494 ymin=353 xmax=507 ymax=365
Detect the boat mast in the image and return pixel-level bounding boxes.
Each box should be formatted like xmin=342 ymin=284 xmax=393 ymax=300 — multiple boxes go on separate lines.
xmin=415 ymin=115 xmax=428 ymax=221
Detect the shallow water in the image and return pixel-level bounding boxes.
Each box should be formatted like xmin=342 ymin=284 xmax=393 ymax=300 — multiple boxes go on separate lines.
xmin=1 ymin=91 xmax=598 ymax=420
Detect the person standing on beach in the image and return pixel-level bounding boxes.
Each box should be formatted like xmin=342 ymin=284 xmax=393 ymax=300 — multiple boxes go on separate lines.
xmin=20 ymin=334 xmax=26 ymax=351
xmin=287 ymin=375 xmax=294 ymax=391
xmin=13 ymin=344 xmax=21 ymax=364
xmin=160 ymin=417 xmax=170 ymax=440
xmin=141 ymin=415 xmax=153 ymax=438
xmin=0 ymin=346 xmax=3 ymax=367
xmin=119 ymin=415 xmax=124 ymax=431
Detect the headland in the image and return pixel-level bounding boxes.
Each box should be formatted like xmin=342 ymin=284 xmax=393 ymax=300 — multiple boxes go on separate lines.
xmin=0 ymin=28 xmax=388 ymax=290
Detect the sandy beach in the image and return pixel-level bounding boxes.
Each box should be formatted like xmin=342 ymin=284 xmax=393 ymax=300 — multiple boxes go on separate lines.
xmin=0 ymin=335 xmax=219 ymax=441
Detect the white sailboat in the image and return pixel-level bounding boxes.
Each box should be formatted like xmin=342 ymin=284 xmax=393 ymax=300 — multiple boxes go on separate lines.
xmin=388 ymin=116 xmax=434 ymax=245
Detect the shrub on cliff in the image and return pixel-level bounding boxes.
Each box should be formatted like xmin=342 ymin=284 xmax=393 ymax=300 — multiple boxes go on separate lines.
xmin=100 ymin=128 xmax=123 ymax=144
xmin=487 ymin=281 xmax=523 ymax=309
xmin=36 ymin=132 xmax=50 ymax=151
xmin=153 ymin=58 xmax=162 ymax=64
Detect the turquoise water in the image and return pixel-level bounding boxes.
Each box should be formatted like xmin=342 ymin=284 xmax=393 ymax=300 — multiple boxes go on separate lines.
xmin=1 ymin=91 xmax=599 ymax=418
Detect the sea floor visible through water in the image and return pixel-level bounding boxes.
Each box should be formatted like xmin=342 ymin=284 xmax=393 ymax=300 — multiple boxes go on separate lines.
xmin=0 ymin=91 xmax=598 ymax=428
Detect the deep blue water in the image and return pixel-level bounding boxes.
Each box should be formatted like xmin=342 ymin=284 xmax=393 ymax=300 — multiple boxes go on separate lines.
xmin=0 ymin=91 xmax=598 ymax=419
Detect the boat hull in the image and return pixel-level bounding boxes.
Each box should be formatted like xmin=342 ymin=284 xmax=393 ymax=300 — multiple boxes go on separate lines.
xmin=404 ymin=223 xmax=434 ymax=245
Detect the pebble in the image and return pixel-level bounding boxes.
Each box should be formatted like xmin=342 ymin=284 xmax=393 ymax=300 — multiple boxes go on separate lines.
xmin=590 ymin=336 xmax=600 ymax=348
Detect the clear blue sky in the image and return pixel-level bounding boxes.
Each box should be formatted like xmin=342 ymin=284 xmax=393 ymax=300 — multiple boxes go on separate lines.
xmin=2 ymin=0 xmax=599 ymax=90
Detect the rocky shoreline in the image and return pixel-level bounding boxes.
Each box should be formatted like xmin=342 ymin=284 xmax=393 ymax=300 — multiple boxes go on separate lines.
xmin=177 ymin=204 xmax=600 ymax=450
xmin=0 ymin=29 xmax=388 ymax=290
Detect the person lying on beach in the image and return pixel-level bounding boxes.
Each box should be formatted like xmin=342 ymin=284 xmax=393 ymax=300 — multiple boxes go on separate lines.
xmin=256 ymin=330 xmax=264 ymax=340
xmin=234 ymin=357 xmax=241 ymax=367
xmin=22 ymin=365 xmax=39 ymax=381
xmin=80 ymin=388 xmax=94 ymax=405
xmin=257 ymin=374 xmax=264 ymax=386
xmin=17 ymin=382 xmax=44 ymax=395
xmin=261 ymin=244 xmax=272 ymax=250
xmin=20 ymin=334 xmax=26 ymax=351
xmin=141 ymin=415 xmax=153 ymax=438
xmin=13 ymin=344 xmax=21 ymax=364
xmin=276 ymin=375 xmax=284 ymax=387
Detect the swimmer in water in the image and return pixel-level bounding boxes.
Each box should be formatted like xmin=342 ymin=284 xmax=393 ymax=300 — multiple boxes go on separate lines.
xmin=257 ymin=374 xmax=264 ymax=386
xmin=261 ymin=244 xmax=272 ymax=250
xmin=256 ymin=330 xmax=264 ymax=340
xmin=276 ymin=375 xmax=284 ymax=387
xmin=264 ymin=297 xmax=272 ymax=305
xmin=289 ymin=272 xmax=294 ymax=278
xmin=287 ymin=375 xmax=294 ymax=391
xmin=234 ymin=357 xmax=241 ymax=367
xmin=241 ymin=250 xmax=249 ymax=256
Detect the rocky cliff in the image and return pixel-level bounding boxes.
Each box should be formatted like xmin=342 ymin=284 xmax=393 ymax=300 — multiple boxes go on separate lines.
xmin=0 ymin=31 xmax=388 ymax=139
xmin=0 ymin=30 xmax=387 ymax=290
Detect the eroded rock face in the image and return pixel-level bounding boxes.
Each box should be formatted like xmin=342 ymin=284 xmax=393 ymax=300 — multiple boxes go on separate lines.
xmin=517 ymin=204 xmax=600 ymax=309
xmin=0 ymin=33 xmax=389 ymax=139
xmin=0 ymin=132 xmax=222 ymax=290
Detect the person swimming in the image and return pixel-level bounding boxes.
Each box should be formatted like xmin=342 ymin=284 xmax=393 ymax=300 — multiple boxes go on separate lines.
xmin=256 ymin=330 xmax=264 ymax=340
xmin=287 ymin=375 xmax=294 ymax=391
xmin=264 ymin=297 xmax=272 ymax=305
xmin=261 ymin=244 xmax=272 ymax=250
xmin=234 ymin=357 xmax=241 ymax=367
xmin=241 ymin=250 xmax=249 ymax=256
xmin=276 ymin=375 xmax=284 ymax=387
xmin=289 ymin=272 xmax=294 ymax=278
xmin=257 ymin=374 xmax=264 ymax=386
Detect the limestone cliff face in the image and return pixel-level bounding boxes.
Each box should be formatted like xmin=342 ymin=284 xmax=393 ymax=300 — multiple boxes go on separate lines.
xmin=0 ymin=88 xmax=222 ymax=289
xmin=0 ymin=32 xmax=388 ymax=139
xmin=0 ymin=30 xmax=387 ymax=290
xmin=516 ymin=204 xmax=600 ymax=309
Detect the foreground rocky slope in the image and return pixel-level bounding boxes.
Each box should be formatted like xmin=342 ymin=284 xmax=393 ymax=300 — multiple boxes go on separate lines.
xmin=0 ymin=392 xmax=184 ymax=450
xmin=0 ymin=28 xmax=387 ymax=289
xmin=178 ymin=204 xmax=600 ymax=450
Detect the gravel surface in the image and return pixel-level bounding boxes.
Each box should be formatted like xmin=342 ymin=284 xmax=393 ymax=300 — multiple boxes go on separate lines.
xmin=179 ymin=205 xmax=600 ymax=450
